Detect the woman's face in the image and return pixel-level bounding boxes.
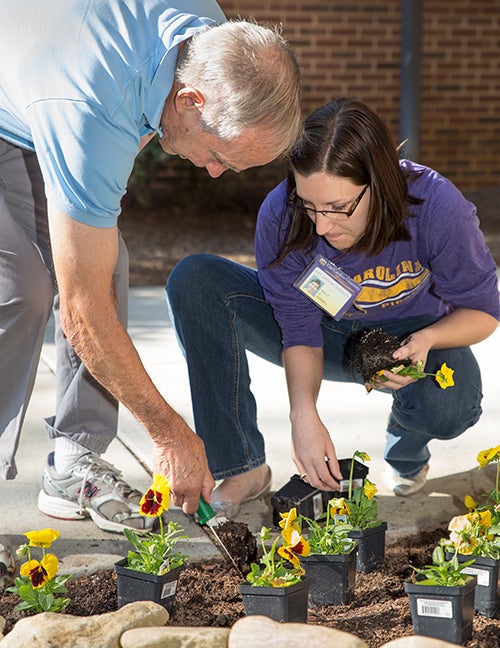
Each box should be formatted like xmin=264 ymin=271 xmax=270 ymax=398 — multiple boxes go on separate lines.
xmin=294 ymin=172 xmax=370 ymax=251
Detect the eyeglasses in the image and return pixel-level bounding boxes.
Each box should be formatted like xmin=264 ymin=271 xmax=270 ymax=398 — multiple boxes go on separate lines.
xmin=288 ymin=184 xmax=369 ymax=222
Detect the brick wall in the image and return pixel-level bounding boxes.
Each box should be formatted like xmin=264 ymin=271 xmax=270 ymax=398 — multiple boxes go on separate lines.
xmin=220 ymin=0 xmax=500 ymax=191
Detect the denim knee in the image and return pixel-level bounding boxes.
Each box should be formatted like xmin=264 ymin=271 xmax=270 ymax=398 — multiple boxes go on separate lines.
xmin=167 ymin=254 xmax=224 ymax=312
xmin=391 ymin=379 xmax=482 ymax=442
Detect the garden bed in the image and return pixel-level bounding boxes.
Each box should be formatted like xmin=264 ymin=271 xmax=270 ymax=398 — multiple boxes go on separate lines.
xmin=1 ymin=527 xmax=499 ymax=646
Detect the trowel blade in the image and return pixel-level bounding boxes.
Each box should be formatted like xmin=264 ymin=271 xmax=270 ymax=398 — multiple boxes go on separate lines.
xmin=204 ymin=518 xmax=242 ymax=573
xmin=197 ymin=499 xmax=242 ymax=574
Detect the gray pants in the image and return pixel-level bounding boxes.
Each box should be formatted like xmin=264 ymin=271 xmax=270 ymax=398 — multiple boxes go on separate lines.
xmin=0 ymin=139 xmax=129 ymax=479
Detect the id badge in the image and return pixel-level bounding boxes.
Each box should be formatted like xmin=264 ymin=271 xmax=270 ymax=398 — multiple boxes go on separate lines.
xmin=294 ymin=255 xmax=361 ymax=320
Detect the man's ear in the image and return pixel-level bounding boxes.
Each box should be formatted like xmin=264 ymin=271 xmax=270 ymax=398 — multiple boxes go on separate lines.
xmin=174 ymin=86 xmax=206 ymax=113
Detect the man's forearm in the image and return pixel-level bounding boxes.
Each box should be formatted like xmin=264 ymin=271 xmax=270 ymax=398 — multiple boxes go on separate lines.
xmin=62 ymin=299 xmax=180 ymax=445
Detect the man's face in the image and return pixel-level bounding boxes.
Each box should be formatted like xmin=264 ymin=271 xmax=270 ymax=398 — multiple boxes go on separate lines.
xmin=158 ymin=87 xmax=280 ymax=178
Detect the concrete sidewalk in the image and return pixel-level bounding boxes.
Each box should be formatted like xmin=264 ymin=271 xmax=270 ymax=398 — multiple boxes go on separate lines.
xmin=0 ymin=285 xmax=498 ymax=577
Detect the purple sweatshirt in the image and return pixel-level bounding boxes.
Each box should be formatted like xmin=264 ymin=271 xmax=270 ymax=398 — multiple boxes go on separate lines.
xmin=256 ymin=161 xmax=500 ymax=349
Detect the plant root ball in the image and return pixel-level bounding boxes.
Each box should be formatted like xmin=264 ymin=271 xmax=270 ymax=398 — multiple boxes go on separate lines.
xmin=354 ymin=328 xmax=411 ymax=383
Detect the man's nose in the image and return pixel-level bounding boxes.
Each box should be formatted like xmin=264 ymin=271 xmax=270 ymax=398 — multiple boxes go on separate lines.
xmin=205 ymin=161 xmax=228 ymax=178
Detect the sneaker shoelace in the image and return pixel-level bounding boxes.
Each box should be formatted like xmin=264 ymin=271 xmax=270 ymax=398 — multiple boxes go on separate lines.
xmin=76 ymin=454 xmax=138 ymax=516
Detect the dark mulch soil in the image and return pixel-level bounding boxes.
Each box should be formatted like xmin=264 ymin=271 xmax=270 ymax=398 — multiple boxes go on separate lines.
xmin=1 ymin=526 xmax=499 ymax=646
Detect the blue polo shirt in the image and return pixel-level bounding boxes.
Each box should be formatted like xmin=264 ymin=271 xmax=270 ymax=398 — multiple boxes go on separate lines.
xmin=0 ymin=0 xmax=225 ymax=227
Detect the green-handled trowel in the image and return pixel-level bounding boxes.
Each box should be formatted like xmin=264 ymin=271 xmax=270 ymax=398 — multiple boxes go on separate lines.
xmin=196 ymin=499 xmax=242 ymax=574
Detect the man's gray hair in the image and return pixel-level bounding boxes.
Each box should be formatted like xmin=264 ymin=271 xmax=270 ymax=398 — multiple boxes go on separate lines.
xmin=175 ymin=20 xmax=302 ymax=157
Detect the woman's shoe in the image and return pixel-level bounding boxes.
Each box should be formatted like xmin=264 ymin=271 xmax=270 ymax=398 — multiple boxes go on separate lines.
xmin=384 ymin=464 xmax=429 ymax=496
xmin=211 ymin=466 xmax=272 ymax=519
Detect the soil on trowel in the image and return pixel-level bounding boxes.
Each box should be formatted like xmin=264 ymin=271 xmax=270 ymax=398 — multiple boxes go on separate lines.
xmin=1 ymin=526 xmax=500 ymax=647
xmin=211 ymin=520 xmax=258 ymax=574
xmin=355 ymin=328 xmax=411 ymax=383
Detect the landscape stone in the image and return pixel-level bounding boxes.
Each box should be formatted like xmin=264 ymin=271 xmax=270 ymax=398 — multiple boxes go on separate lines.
xmin=121 ymin=626 xmax=230 ymax=647
xmin=0 ymin=600 xmax=168 ymax=648
xmin=58 ymin=552 xmax=124 ymax=579
xmin=228 ymin=615 xmax=369 ymax=648
xmin=382 ymin=638 xmax=457 ymax=647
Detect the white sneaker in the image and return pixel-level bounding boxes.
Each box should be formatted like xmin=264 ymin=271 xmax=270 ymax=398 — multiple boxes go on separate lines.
xmin=38 ymin=452 xmax=154 ymax=533
xmin=384 ymin=464 xmax=429 ymax=496
xmin=0 ymin=542 xmax=15 ymax=587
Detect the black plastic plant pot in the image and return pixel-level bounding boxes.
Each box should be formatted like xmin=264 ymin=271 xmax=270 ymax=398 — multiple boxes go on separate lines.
xmin=114 ymin=558 xmax=183 ymax=613
xmin=348 ymin=521 xmax=387 ymax=573
xmin=238 ymin=577 xmax=310 ymax=623
xmin=404 ymin=576 xmax=476 ymax=645
xmin=271 ymin=458 xmax=369 ymax=526
xmin=447 ymin=552 xmax=500 ymax=618
xmin=301 ymin=548 xmax=357 ymax=606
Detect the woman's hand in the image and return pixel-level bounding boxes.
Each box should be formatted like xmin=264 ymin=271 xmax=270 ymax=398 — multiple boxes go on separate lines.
xmin=283 ymin=345 xmax=342 ymax=490
xmin=369 ymin=309 xmax=498 ymax=392
xmin=290 ymin=409 xmax=342 ymax=490
xmin=370 ymin=329 xmax=432 ymax=391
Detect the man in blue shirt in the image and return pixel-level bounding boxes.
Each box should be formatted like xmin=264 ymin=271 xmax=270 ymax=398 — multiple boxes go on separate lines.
xmin=0 ymin=0 xmax=302 ymax=533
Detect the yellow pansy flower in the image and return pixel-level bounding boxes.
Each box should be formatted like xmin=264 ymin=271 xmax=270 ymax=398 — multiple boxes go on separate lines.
xmin=20 ymin=553 xmax=59 ymax=588
xmin=279 ymin=507 xmax=300 ymax=532
xmin=447 ymin=509 xmax=497 ymax=557
xmin=475 ymin=509 xmax=492 ymax=529
xmin=435 ymin=363 xmax=454 ymax=389
xmin=270 ymin=575 xmax=298 ymax=588
xmin=451 ymin=538 xmax=477 ymax=555
xmin=277 ymin=546 xmax=302 ymax=571
xmin=464 ymin=495 xmax=477 ymax=511
xmin=329 ymin=497 xmax=351 ymax=517
xmin=24 ymin=528 xmax=60 ymax=548
xmin=477 ymin=446 xmax=500 ymax=469
xmin=139 ymin=473 xmax=171 ymax=517
xmin=448 ymin=514 xmax=471 ymax=534
xmin=363 ymin=479 xmax=378 ymax=500
xmin=281 ymin=527 xmax=310 ymax=557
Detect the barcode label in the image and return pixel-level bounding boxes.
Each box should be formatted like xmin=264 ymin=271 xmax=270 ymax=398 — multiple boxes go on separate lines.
xmin=463 ymin=566 xmax=490 ymax=587
xmin=161 ymin=580 xmax=178 ymax=599
xmin=416 ymin=597 xmax=453 ymax=618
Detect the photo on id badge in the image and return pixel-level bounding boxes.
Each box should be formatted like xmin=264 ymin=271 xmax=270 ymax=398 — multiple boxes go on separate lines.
xmin=295 ymin=255 xmax=362 ymax=320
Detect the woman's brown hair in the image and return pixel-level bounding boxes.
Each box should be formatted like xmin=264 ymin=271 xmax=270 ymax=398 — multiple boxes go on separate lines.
xmin=275 ymin=98 xmax=423 ymax=263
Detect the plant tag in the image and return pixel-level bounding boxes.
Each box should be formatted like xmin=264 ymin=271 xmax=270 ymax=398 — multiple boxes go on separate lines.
xmin=161 ymin=580 xmax=178 ymax=600
xmin=334 ymin=514 xmax=349 ymax=524
xmin=294 ymin=255 xmax=361 ymax=320
xmin=463 ymin=566 xmax=490 ymax=586
xmin=416 ymin=597 xmax=453 ymax=618
xmin=312 ymin=492 xmax=324 ymax=519
xmin=339 ymin=478 xmax=363 ymax=493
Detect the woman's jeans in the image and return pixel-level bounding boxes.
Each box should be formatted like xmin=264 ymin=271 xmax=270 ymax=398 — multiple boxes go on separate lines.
xmin=166 ymin=254 xmax=483 ymax=481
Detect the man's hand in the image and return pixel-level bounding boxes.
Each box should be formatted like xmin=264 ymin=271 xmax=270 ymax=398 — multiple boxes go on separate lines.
xmin=152 ymin=416 xmax=215 ymax=515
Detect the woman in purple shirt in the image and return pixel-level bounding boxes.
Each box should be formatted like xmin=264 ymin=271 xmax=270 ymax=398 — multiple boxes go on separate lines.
xmin=167 ymin=98 xmax=499 ymax=516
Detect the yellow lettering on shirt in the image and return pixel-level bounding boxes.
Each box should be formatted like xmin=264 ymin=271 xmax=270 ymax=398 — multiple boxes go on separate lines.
xmin=352 ymin=261 xmax=430 ymax=312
